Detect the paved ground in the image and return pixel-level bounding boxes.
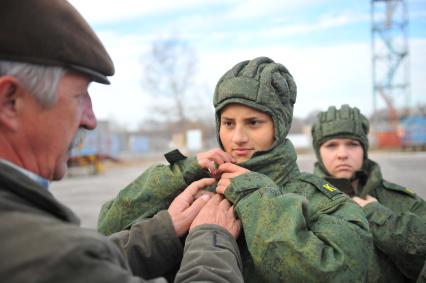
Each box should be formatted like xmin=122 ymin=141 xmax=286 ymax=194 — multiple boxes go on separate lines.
xmin=51 ymin=151 xmax=426 ymax=229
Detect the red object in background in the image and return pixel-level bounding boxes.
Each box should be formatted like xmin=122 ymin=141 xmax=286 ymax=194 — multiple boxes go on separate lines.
xmin=376 ymin=131 xmax=401 ymax=148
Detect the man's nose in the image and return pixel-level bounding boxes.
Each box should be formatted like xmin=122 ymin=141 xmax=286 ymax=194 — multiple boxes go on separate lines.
xmin=81 ymin=93 xmax=97 ymax=130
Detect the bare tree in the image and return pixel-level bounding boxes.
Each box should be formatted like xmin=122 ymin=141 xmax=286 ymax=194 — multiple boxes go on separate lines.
xmin=141 ymin=38 xmax=197 ymax=132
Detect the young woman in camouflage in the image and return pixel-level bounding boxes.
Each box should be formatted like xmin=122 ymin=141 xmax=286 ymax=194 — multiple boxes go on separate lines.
xmin=311 ymin=105 xmax=426 ymax=282
xmin=98 ymin=57 xmax=373 ymax=282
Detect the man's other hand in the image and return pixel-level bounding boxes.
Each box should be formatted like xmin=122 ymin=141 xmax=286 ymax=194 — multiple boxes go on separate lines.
xmin=190 ymin=194 xmax=241 ymax=239
xmin=168 ymin=178 xmax=215 ymax=237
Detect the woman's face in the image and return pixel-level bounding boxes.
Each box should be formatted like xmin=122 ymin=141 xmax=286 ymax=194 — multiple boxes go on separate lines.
xmin=219 ymin=103 xmax=274 ymax=163
xmin=319 ymin=138 xmax=364 ymax=179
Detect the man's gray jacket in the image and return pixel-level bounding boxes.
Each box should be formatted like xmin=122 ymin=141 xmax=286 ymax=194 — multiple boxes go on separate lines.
xmin=0 ymin=162 xmax=243 ymax=283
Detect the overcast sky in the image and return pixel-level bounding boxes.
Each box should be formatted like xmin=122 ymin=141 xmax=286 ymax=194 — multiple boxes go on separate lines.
xmin=69 ymin=0 xmax=426 ymax=130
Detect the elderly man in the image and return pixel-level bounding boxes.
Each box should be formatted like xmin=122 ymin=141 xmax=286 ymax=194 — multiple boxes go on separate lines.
xmin=0 ymin=1 xmax=243 ymax=282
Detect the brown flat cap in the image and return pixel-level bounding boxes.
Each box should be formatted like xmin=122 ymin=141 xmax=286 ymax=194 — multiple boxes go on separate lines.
xmin=0 ymin=0 xmax=114 ymax=84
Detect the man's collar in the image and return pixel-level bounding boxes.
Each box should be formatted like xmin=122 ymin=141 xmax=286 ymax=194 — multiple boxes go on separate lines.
xmin=0 ymin=159 xmax=49 ymax=189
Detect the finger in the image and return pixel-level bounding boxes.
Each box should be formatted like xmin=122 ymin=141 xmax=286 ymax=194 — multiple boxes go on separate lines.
xmin=208 ymin=193 xmax=223 ymax=206
xmin=216 ymin=179 xmax=230 ymax=194
xmin=352 ymin=196 xmax=362 ymax=202
xmin=219 ymin=198 xmax=231 ymax=210
xmin=205 ymin=161 xmax=217 ymax=175
xmin=351 ymin=197 xmax=365 ymax=207
xmin=216 ymin=184 xmax=225 ymax=194
xmin=366 ymin=195 xmax=376 ymax=201
xmin=228 ymin=205 xmax=236 ymax=216
xmin=200 ymin=149 xmax=224 ymax=165
xmin=216 ymin=184 xmax=224 ymax=194
xmin=217 ymin=163 xmax=247 ymax=175
xmin=217 ymin=163 xmax=237 ymax=174
xmin=214 ymin=148 xmax=235 ymax=163
xmin=217 ymin=178 xmax=230 ymax=187
xmin=220 ymin=172 xmax=239 ymax=179
xmin=184 ymin=193 xmax=211 ymax=220
xmin=198 ymin=151 xmax=219 ymax=172
xmin=198 ymin=157 xmax=217 ymax=173
xmin=194 ymin=190 xmax=214 ymax=199
xmin=213 ymin=149 xmax=234 ymax=164
xmin=209 ymin=155 xmax=225 ymax=167
xmin=207 ymin=154 xmax=232 ymax=173
xmin=179 ymin=178 xmax=216 ymax=203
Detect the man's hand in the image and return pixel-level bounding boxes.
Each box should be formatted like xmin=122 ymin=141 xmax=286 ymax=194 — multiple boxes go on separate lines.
xmin=216 ymin=163 xmax=250 ymax=194
xmin=190 ymin=194 xmax=241 ymax=239
xmin=352 ymin=195 xmax=378 ymax=207
xmin=197 ymin=148 xmax=235 ymax=178
xmin=168 ymin=178 xmax=216 ymax=237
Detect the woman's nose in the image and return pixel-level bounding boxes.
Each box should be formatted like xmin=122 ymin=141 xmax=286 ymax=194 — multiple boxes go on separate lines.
xmin=336 ymin=145 xmax=348 ymax=159
xmin=232 ymin=126 xmax=248 ymax=144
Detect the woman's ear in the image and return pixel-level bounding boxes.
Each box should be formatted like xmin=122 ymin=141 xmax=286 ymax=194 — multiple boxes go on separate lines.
xmin=0 ymin=76 xmax=21 ymax=130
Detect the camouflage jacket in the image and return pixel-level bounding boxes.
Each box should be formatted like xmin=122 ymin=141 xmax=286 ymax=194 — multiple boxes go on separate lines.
xmin=0 ymin=162 xmax=243 ymax=283
xmin=99 ymin=140 xmax=373 ymax=282
xmin=315 ymin=159 xmax=426 ymax=282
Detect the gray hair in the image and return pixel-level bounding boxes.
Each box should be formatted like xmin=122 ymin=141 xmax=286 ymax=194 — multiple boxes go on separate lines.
xmin=0 ymin=60 xmax=65 ymax=107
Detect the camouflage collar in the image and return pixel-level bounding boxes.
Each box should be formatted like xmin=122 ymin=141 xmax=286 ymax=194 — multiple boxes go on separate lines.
xmin=358 ymin=159 xmax=383 ymax=196
xmin=239 ymin=139 xmax=300 ymax=186
xmin=313 ymin=159 xmax=383 ymax=197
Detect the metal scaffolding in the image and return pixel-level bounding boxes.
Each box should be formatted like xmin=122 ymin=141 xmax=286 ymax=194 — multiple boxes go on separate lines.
xmin=371 ymin=0 xmax=410 ymax=126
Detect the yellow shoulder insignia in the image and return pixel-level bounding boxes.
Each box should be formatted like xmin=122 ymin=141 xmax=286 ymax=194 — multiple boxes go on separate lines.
xmin=323 ymin=183 xmax=337 ymax=192
xmin=297 ymin=173 xmax=342 ymax=199
xmin=317 ymin=181 xmax=341 ymax=198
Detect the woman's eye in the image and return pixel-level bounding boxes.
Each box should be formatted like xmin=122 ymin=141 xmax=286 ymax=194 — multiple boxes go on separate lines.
xmin=249 ymin=120 xmax=262 ymax=126
xmin=222 ymin=121 xmax=233 ymax=127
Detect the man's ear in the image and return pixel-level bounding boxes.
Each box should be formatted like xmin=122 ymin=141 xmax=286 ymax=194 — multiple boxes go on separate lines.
xmin=0 ymin=76 xmax=21 ymax=130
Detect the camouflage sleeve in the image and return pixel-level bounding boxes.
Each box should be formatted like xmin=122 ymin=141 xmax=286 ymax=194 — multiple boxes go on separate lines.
xmin=98 ymin=156 xmax=209 ymax=235
xmin=175 ymin=225 xmax=244 ymax=283
xmin=363 ymin=198 xmax=426 ymax=280
xmin=109 ymin=210 xmax=183 ymax=279
xmin=225 ymin=172 xmax=372 ymax=282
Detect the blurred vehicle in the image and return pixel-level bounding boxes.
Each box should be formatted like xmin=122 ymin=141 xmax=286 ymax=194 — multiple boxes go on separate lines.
xmin=400 ymin=115 xmax=426 ymax=151
xmin=67 ymin=122 xmax=122 ymax=176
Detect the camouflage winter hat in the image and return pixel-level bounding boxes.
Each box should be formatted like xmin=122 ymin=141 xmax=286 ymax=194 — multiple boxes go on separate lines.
xmin=213 ymin=57 xmax=297 ymax=149
xmin=311 ymin=104 xmax=370 ymax=160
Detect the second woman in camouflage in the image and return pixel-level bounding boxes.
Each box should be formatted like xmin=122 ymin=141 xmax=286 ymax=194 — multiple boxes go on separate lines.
xmin=311 ymin=104 xmax=426 ymax=282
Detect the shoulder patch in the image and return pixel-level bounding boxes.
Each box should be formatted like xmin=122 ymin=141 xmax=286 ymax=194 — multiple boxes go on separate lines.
xmin=382 ymin=180 xmax=416 ymax=198
xmin=164 ymin=149 xmax=187 ymax=165
xmin=298 ymin=173 xmax=342 ymax=199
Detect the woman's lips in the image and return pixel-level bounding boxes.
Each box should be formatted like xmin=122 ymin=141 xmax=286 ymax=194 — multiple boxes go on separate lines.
xmin=233 ymin=148 xmax=253 ymax=156
xmin=336 ymin=164 xmax=352 ymax=171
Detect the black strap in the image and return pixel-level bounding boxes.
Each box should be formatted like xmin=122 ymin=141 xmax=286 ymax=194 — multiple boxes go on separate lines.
xmin=164 ymin=149 xmax=187 ymax=165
